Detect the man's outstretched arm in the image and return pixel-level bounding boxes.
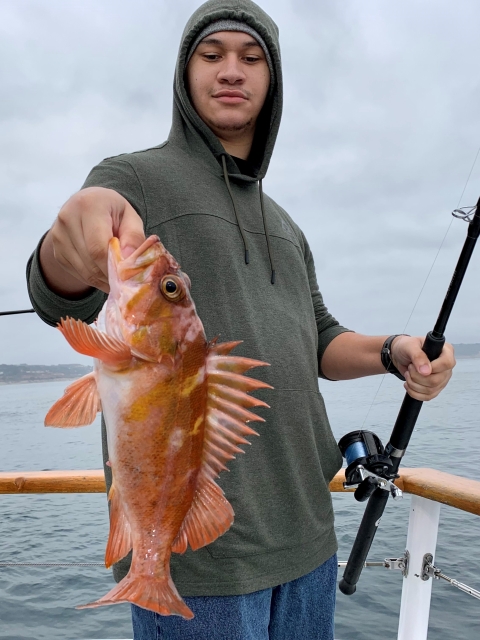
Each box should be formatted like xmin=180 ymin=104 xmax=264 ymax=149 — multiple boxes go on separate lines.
xmin=320 ymin=332 xmax=456 ymax=402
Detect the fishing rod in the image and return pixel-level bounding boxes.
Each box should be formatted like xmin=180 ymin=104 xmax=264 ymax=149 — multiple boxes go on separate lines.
xmin=0 ymin=309 xmax=35 ymax=317
xmin=338 ymin=196 xmax=480 ymax=596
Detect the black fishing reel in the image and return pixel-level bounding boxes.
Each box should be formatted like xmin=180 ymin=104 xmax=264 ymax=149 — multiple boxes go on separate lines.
xmin=338 ymin=431 xmax=402 ymax=502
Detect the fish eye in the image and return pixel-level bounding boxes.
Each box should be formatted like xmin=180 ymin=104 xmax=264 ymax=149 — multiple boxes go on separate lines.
xmin=160 ymin=276 xmax=185 ymax=301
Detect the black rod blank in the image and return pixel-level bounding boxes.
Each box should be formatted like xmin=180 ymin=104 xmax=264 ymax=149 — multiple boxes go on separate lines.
xmin=339 ymin=195 xmax=480 ymax=596
xmin=0 ymin=309 xmax=35 ymax=317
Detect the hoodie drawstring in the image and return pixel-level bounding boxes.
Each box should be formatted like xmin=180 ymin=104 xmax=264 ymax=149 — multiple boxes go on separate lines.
xmin=221 ymin=155 xmax=250 ymax=265
xmin=259 ymin=180 xmax=276 ymax=285
xmin=221 ymin=155 xmax=276 ymax=284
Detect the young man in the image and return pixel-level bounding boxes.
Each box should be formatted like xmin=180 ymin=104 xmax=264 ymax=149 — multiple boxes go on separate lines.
xmin=27 ymin=1 xmax=455 ymax=638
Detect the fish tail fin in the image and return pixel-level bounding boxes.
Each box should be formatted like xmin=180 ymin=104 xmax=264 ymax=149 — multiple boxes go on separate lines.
xmin=76 ymin=574 xmax=194 ymax=619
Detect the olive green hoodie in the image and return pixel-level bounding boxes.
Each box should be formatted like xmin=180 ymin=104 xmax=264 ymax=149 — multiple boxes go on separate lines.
xmin=27 ymin=0 xmax=350 ymax=596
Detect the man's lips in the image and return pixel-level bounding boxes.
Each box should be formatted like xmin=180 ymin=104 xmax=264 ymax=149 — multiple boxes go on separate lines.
xmin=212 ymin=90 xmax=248 ymax=104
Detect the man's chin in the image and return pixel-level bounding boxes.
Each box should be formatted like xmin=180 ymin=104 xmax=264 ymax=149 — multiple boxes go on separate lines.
xmin=206 ymin=116 xmax=254 ymax=135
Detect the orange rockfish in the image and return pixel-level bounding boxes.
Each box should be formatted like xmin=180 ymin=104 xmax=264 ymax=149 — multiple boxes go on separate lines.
xmin=45 ymin=235 xmax=271 ymax=618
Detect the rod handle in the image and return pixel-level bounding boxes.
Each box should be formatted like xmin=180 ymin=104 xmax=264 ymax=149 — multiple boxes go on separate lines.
xmin=388 ymin=331 xmax=446 ymax=460
xmin=422 ymin=331 xmax=445 ymax=362
xmin=339 ymin=578 xmax=356 ymax=595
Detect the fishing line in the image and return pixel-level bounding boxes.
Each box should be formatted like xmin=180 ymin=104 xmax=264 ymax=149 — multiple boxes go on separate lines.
xmin=359 ymin=145 xmax=480 ymax=431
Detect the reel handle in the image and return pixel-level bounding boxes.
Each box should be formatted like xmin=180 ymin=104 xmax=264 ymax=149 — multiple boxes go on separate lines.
xmin=354 ymin=477 xmax=378 ymax=502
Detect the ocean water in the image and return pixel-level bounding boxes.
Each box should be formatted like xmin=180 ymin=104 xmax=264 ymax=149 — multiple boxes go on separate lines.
xmin=0 ymin=360 xmax=479 ymax=640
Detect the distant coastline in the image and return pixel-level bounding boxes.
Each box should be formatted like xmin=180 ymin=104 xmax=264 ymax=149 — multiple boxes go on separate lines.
xmin=451 ymin=343 xmax=480 ymax=359
xmin=0 ymin=364 xmax=92 ymax=385
xmin=0 ymin=342 xmax=478 ymax=384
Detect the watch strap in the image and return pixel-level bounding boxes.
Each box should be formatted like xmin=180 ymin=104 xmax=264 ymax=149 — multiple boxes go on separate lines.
xmin=381 ymin=334 xmax=407 ymax=381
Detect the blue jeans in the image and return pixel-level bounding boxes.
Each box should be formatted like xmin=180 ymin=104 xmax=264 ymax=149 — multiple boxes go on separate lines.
xmin=131 ymin=553 xmax=337 ymax=640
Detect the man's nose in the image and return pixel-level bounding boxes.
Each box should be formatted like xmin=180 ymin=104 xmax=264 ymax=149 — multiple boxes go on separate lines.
xmin=217 ymin=53 xmax=246 ymax=84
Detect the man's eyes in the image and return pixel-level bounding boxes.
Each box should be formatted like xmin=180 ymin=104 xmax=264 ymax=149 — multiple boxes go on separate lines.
xmin=200 ymin=53 xmax=262 ymax=63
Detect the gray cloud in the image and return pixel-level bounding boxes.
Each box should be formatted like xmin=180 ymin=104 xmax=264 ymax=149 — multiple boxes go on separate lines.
xmin=0 ymin=0 xmax=479 ymax=364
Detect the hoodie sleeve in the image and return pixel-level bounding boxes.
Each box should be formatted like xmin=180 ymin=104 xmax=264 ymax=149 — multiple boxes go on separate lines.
xmin=81 ymin=156 xmax=147 ymax=223
xmin=301 ymin=233 xmax=352 ymax=379
xmin=26 ymin=156 xmax=146 ymax=327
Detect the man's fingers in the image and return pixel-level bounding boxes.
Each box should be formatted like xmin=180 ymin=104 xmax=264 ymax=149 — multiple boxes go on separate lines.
xmin=56 ymin=200 xmax=111 ymax=289
xmin=117 ymin=202 xmax=145 ymax=258
xmin=79 ymin=205 xmax=116 ymax=282
xmin=408 ymin=350 xmax=432 ymax=376
xmin=57 ymin=251 xmax=110 ymax=294
xmin=52 ymin=233 xmax=110 ymax=293
xmin=404 ymin=368 xmax=452 ymax=401
xmin=391 ymin=336 xmax=455 ymax=401
xmin=430 ymin=343 xmax=456 ymax=374
xmin=53 ymin=188 xmax=129 ymax=292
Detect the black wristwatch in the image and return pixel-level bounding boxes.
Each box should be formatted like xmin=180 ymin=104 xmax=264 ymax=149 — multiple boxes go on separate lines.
xmin=381 ymin=335 xmax=407 ymax=381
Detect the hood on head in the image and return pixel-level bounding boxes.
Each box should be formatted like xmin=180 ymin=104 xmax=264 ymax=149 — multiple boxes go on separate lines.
xmin=169 ymin=0 xmax=283 ymax=181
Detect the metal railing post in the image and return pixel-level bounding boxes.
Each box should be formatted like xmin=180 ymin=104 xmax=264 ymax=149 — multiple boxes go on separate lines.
xmin=397 ymin=495 xmax=441 ymax=640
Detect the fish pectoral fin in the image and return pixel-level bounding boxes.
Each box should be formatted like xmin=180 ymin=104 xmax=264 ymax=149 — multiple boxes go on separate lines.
xmin=44 ymin=372 xmax=101 ymax=428
xmin=105 ymin=484 xmax=132 ymax=568
xmin=172 ymin=477 xmax=234 ymax=553
xmin=58 ymin=317 xmax=132 ymax=368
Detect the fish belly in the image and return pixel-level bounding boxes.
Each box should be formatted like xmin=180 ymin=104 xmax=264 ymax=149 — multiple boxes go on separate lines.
xmin=99 ymin=360 xmax=207 ymax=547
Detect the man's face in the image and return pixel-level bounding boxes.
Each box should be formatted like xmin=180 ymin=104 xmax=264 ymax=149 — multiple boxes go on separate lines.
xmin=186 ymin=31 xmax=270 ymax=141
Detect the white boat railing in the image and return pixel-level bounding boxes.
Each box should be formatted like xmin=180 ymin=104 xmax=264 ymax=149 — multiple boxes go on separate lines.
xmin=332 ymin=467 xmax=480 ymax=640
xmin=1 ymin=467 xmax=480 ymax=640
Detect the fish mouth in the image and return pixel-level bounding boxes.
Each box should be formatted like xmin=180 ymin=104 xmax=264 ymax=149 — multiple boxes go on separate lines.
xmin=123 ymin=235 xmax=161 ymax=263
xmin=109 ymin=235 xmax=179 ymax=282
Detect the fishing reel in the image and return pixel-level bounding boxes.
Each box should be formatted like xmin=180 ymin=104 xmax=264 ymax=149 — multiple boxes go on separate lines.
xmin=338 ymin=431 xmax=403 ymax=502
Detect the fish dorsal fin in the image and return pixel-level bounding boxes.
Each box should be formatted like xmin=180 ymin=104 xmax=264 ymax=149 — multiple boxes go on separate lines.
xmin=171 ymin=343 xmax=272 ymax=553
xmin=58 ymin=318 xmax=132 ymax=368
xmin=208 ymin=339 xmax=243 ymax=355
xmin=45 ymin=372 xmax=101 ymax=427
xmin=105 ymin=483 xmax=132 ymax=568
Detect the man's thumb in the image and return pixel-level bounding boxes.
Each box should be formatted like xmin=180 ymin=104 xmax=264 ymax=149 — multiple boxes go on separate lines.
xmin=118 ymin=203 xmax=146 ymax=258
xmin=412 ymin=352 xmax=432 ymax=376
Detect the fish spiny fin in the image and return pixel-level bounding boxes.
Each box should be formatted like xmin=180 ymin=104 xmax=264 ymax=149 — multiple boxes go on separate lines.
xmin=210 ymin=395 xmax=267 ymax=425
xmin=209 ymin=355 xmax=270 ymax=374
xmin=204 ymin=344 xmax=272 ymax=475
xmin=208 ymin=340 xmax=243 ymax=355
xmin=45 ymin=372 xmax=101 ymax=427
xmin=58 ymin=317 xmax=132 ymax=367
xmin=171 ymin=343 xmax=272 ymax=554
xmin=105 ymin=484 xmax=132 ymax=568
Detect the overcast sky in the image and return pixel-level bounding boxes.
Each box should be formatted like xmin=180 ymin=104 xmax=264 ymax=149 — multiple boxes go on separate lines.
xmin=1 ymin=0 xmax=479 ymax=365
